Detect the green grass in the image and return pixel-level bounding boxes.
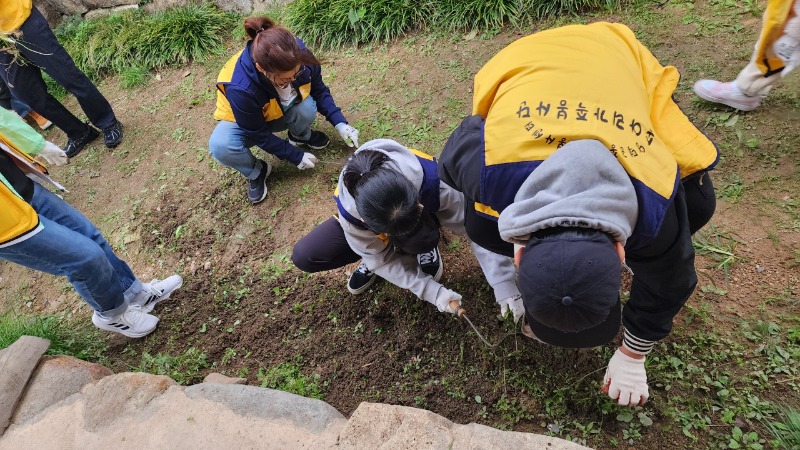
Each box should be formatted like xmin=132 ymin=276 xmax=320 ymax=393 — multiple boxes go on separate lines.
xmin=285 ymin=0 xmax=625 ymax=48
xmin=0 ymin=313 xmax=108 ymax=361
xmin=257 ymin=360 xmax=324 ymax=399
xmin=54 ymin=4 xmax=238 ymax=80
xmin=136 ymin=347 xmax=211 ymax=384
xmin=767 ymin=408 xmax=800 ymax=450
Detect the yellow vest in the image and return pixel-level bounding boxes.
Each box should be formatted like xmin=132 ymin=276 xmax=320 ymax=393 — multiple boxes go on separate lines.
xmin=213 ymin=50 xmax=312 ymax=123
xmin=0 ymin=0 xmax=32 ymax=33
xmin=0 ymin=137 xmax=42 ymax=246
xmin=755 ymin=0 xmax=797 ymax=75
xmin=472 ymin=22 xmax=718 ymax=238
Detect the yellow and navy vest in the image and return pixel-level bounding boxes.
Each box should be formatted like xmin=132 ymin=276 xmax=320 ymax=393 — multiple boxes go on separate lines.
xmin=335 ymin=149 xmax=440 ymax=232
xmin=213 ymin=46 xmax=312 ymax=124
xmin=0 ymin=141 xmax=43 ymax=246
xmin=472 ymin=22 xmax=718 ymax=239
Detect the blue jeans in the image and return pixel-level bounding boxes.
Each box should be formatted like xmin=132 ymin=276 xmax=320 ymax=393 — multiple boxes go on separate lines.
xmin=208 ymin=96 xmax=317 ymax=179
xmin=0 ymin=183 xmax=142 ymax=316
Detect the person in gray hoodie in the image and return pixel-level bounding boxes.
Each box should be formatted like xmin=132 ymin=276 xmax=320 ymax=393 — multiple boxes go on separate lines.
xmin=439 ymin=23 xmax=719 ymax=407
xmin=292 ymin=139 xmax=523 ymax=320
xmin=440 ymin=132 xmax=716 ymax=407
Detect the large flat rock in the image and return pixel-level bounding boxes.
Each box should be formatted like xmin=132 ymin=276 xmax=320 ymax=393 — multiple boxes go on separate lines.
xmin=0 ymin=372 xmax=590 ymax=449
xmin=0 ymin=336 xmax=50 ymax=435
xmin=12 ymin=355 xmax=113 ymax=425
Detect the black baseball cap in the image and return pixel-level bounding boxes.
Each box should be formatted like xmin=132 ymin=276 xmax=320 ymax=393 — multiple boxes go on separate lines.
xmin=518 ymin=229 xmax=622 ymax=348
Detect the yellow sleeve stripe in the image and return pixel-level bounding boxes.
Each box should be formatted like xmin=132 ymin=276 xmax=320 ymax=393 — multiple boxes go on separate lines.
xmin=409 ymin=148 xmax=434 ymax=160
xmin=474 ymin=201 xmax=500 ymax=218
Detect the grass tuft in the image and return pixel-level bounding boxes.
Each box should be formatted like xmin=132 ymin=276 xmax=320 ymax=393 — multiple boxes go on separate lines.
xmin=766 ymin=408 xmax=800 ymax=450
xmin=0 ymin=313 xmax=108 ymax=361
xmin=54 ymin=4 xmax=238 ymax=81
xmin=257 ymin=360 xmax=324 ymax=399
xmin=286 ymin=0 xmax=626 ymax=48
xmin=137 ymin=347 xmax=210 ymax=385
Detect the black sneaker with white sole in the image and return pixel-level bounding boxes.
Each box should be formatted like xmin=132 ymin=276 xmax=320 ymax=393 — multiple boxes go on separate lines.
xmin=417 ymin=247 xmax=443 ymax=281
xmin=348 ymin=261 xmax=378 ymax=295
xmin=247 ymin=159 xmax=272 ymax=204
xmin=288 ymin=130 xmax=330 ymax=150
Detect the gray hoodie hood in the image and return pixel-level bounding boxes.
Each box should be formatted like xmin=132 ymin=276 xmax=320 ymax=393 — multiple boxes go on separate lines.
xmin=497 ymin=139 xmax=638 ymax=245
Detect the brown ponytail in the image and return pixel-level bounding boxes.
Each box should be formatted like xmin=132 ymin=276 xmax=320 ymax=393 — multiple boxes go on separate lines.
xmin=243 ymin=16 xmax=275 ymax=39
xmin=243 ymin=16 xmax=321 ymax=74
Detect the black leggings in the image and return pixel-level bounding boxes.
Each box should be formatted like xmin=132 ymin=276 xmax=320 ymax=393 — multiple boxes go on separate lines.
xmin=292 ymin=217 xmax=361 ymax=272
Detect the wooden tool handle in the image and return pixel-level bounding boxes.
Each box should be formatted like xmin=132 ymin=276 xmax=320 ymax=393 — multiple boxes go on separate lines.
xmin=449 ymin=300 xmax=466 ymax=317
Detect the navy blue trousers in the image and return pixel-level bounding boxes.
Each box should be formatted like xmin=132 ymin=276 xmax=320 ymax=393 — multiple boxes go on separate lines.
xmin=0 ymin=7 xmax=116 ymax=139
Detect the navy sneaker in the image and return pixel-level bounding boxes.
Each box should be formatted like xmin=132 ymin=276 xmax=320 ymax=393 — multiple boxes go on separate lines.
xmin=64 ymin=125 xmax=100 ymax=158
xmin=348 ymin=261 xmax=378 ymax=295
xmin=417 ymin=247 xmax=443 ymax=281
xmin=247 ymin=159 xmax=272 ymax=204
xmin=103 ymin=120 xmax=124 ymax=148
xmin=288 ymin=130 xmax=330 ymax=150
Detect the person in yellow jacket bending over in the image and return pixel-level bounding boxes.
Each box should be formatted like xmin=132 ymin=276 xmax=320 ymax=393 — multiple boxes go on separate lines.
xmin=694 ymin=0 xmax=800 ymax=111
xmin=438 ymin=22 xmax=718 ymax=406
xmin=0 ymin=107 xmax=181 ymax=338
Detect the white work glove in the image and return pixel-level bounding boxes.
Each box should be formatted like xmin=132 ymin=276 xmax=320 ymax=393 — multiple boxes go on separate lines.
xmin=777 ymin=13 xmax=800 ymax=73
xmin=38 ymin=141 xmax=68 ymax=166
xmin=435 ymin=291 xmax=462 ymax=314
xmin=296 ymin=152 xmax=318 ymax=170
xmin=603 ymin=348 xmax=649 ymax=406
xmin=498 ymin=294 xmax=525 ymax=323
xmin=335 ymin=123 xmax=360 ymax=148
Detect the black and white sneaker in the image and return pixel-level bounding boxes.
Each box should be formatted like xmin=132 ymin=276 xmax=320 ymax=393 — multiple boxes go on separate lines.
xmin=130 ymin=275 xmax=184 ymax=313
xmin=92 ymin=307 xmax=159 ymax=338
xmin=247 ymin=159 xmax=272 ymax=204
xmin=348 ymin=261 xmax=377 ymax=295
xmin=288 ymin=130 xmax=330 ymax=150
xmin=417 ymin=247 xmax=443 ymax=281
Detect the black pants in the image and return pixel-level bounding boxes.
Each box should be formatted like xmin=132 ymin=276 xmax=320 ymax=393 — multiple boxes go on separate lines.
xmin=292 ymin=217 xmax=361 ymax=272
xmin=465 ymin=172 xmax=716 ymax=342
xmin=0 ymin=7 xmax=116 ymax=139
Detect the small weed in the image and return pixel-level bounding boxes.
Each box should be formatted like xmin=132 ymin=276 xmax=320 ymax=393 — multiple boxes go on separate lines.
xmin=119 ymin=64 xmax=150 ymax=88
xmin=137 ymin=347 xmax=210 ymax=384
xmin=257 ymin=361 xmax=324 ymax=399
xmin=693 ymin=225 xmax=742 ymax=283
xmin=221 ymin=347 xmax=237 ymax=366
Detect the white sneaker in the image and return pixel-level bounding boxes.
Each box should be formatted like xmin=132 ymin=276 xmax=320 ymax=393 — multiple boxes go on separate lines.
xmin=693 ymin=80 xmax=762 ymax=111
xmin=92 ymin=307 xmax=159 ymax=338
xmin=130 ymin=275 xmax=183 ymax=313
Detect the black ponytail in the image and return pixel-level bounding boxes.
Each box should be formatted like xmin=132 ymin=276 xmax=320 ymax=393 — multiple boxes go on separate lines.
xmin=342 ymin=150 xmax=421 ymax=235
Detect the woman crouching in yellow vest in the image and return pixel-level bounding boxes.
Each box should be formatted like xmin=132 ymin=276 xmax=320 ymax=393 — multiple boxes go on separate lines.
xmin=209 ymin=16 xmax=360 ymax=205
xmin=439 ymin=22 xmax=718 ymax=407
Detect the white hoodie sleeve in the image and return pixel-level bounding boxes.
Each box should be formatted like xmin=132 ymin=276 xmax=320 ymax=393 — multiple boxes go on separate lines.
xmin=338 ymin=215 xmax=460 ymax=313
